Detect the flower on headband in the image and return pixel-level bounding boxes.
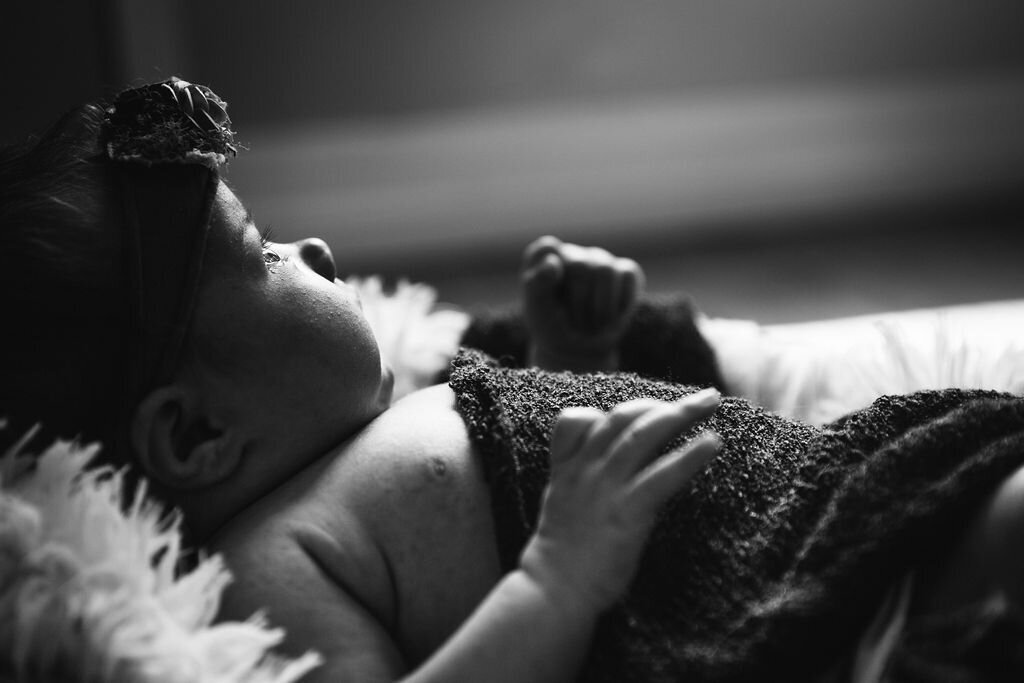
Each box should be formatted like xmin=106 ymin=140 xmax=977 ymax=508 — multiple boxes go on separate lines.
xmin=104 ymin=77 xmax=237 ymax=168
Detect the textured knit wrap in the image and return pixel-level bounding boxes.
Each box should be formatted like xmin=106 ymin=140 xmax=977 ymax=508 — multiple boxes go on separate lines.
xmin=448 ymin=345 xmax=1024 ymax=682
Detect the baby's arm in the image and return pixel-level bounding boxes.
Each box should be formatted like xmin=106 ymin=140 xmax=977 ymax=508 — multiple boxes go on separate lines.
xmin=410 ymin=390 xmax=721 ymax=682
xmin=242 ymin=390 xmax=720 ymax=683
xmin=522 ymin=235 xmax=645 ymax=373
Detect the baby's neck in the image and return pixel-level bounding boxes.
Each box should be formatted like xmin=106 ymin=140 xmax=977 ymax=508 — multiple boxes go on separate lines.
xmin=183 ymin=384 xmax=452 ymax=545
xmin=179 ymin=417 xmax=385 ymax=546
xmin=176 ymin=482 xmax=255 ymax=547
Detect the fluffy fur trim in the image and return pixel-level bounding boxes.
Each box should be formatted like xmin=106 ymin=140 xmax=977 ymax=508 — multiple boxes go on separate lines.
xmin=0 ymin=431 xmax=321 ymax=683
xmin=347 ymin=276 xmax=470 ymax=400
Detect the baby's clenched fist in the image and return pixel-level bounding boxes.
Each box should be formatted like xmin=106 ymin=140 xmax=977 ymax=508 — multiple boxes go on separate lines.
xmin=522 ymin=235 xmax=645 ymax=372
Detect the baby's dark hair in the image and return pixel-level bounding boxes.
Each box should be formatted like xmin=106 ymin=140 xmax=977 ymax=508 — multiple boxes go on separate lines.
xmin=0 ymin=104 xmax=132 ymax=461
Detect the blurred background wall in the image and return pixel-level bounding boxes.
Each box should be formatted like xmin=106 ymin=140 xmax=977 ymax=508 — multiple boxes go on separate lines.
xmin=3 ymin=1 xmax=1023 ymax=321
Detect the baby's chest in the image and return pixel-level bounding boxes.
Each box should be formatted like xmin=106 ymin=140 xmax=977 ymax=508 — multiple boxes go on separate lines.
xmin=378 ymin=432 xmax=503 ymax=661
xmin=323 ymin=390 xmax=505 ymax=662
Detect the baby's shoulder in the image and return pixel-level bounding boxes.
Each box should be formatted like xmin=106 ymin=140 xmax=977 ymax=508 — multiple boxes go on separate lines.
xmin=208 ymin=383 xmax=496 ymax=659
xmin=207 ymin=458 xmax=408 ymax=675
xmin=217 ymin=383 xmax=474 ymax=546
xmin=210 ymin=384 xmax=469 ymax=558
xmin=207 ymin=451 xmax=390 ymax=620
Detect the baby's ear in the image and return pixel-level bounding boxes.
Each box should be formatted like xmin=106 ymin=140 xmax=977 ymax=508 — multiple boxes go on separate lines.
xmin=131 ymin=385 xmax=243 ymax=490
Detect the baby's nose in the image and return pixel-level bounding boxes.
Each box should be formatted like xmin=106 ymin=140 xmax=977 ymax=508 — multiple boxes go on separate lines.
xmin=297 ymin=238 xmax=337 ymax=282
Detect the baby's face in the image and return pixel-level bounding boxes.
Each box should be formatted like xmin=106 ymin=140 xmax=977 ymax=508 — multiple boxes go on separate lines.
xmin=185 ymin=182 xmax=393 ymax=466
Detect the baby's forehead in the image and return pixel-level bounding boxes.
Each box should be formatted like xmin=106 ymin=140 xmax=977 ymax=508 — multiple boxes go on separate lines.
xmin=208 ymin=182 xmax=253 ymax=251
xmin=196 ymin=181 xmax=264 ymax=287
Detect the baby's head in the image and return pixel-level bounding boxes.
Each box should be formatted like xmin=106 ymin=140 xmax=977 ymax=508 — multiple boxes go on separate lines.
xmin=1 ymin=78 xmax=392 ymax=511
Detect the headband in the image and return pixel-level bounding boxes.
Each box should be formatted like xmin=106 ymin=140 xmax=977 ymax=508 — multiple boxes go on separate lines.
xmin=101 ymin=77 xmax=236 ymax=407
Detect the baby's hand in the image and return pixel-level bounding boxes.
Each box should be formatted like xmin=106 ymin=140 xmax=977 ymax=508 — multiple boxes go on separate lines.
xmin=520 ymin=389 xmax=722 ymax=613
xmin=522 ymin=235 xmax=645 ymax=372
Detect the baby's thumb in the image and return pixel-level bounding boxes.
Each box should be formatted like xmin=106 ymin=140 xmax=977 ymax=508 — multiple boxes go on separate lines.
xmin=523 ymin=253 xmax=564 ymax=301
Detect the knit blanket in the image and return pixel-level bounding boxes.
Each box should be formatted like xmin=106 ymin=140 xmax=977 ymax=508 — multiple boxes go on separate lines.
xmin=448 ymin=348 xmax=1024 ymax=682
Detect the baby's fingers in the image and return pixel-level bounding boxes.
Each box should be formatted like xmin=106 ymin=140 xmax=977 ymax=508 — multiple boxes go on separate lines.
xmin=522 ymin=252 xmax=564 ymax=300
xmin=549 ymin=406 xmax=605 ymax=466
xmin=631 ymin=432 xmax=721 ymax=509
xmin=574 ymin=398 xmax=675 ymax=460
xmin=521 ymin=235 xmax=563 ymax=272
xmin=550 ymin=400 xmax=662 ymax=467
xmin=586 ymin=261 xmax=616 ymax=331
xmin=606 ymin=389 xmax=720 ymax=478
xmin=613 ymin=260 xmax=644 ymax=318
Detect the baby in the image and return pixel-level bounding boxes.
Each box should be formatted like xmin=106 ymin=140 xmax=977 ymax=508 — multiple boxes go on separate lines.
xmin=4 ymin=78 xmax=1024 ymax=682
xmin=148 ymin=180 xmax=723 ymax=683
xmin=0 ymin=77 xmax=721 ymax=682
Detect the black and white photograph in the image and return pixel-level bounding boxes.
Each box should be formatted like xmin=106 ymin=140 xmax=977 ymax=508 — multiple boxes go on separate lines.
xmin=2 ymin=2 xmax=1024 ymax=681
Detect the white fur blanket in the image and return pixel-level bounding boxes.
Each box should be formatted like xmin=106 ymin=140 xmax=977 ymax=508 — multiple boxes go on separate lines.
xmin=0 ymin=430 xmax=321 ymax=682
xmin=700 ymin=299 xmax=1024 ymax=425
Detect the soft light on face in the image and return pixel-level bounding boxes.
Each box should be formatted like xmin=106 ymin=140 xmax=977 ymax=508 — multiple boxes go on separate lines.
xmin=183 ymin=182 xmax=392 ymax=469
